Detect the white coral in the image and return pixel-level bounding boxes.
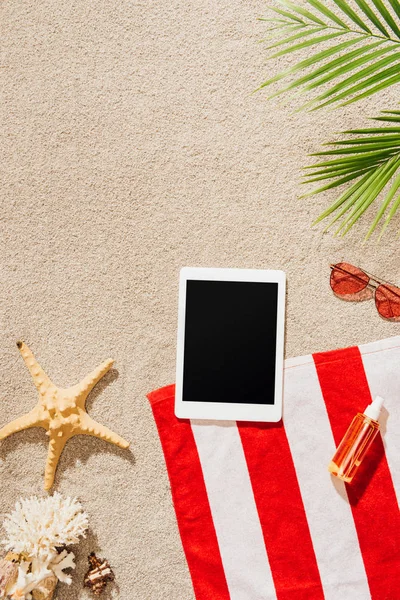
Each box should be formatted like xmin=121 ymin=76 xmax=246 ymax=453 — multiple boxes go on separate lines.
xmin=49 ymin=550 xmax=75 ymax=584
xmin=1 ymin=493 xmax=88 ymax=600
xmin=2 ymin=493 xmax=88 ymax=561
xmin=8 ymin=561 xmax=51 ymax=600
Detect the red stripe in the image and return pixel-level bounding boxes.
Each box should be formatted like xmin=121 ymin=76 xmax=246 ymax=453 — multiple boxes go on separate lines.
xmin=239 ymin=421 xmax=324 ymax=600
xmin=147 ymin=385 xmax=230 ymax=600
xmin=313 ymin=346 xmax=400 ymax=600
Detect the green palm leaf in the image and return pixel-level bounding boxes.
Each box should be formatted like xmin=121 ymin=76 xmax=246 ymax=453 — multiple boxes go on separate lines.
xmin=260 ymin=0 xmax=400 ymax=108
xmin=307 ymin=112 xmax=400 ymax=238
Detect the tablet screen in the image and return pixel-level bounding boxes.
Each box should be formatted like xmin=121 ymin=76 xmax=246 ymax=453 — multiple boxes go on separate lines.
xmin=182 ymin=279 xmax=278 ymax=405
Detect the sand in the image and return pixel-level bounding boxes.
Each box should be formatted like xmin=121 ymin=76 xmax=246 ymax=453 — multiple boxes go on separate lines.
xmin=1 ymin=0 xmax=399 ymax=598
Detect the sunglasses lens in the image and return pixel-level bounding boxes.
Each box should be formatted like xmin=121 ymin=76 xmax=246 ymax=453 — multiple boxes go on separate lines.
xmin=375 ymin=284 xmax=400 ymax=320
xmin=330 ymin=262 xmax=369 ymax=295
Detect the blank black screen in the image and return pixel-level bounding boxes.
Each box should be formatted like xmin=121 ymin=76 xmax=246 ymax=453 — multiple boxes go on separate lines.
xmin=182 ymin=280 xmax=278 ymax=404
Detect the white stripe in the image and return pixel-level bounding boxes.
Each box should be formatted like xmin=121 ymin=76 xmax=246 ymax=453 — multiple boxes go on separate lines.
xmin=359 ymin=337 xmax=400 ymax=504
xmin=283 ymin=358 xmax=371 ymax=600
xmin=191 ymin=420 xmax=277 ymax=600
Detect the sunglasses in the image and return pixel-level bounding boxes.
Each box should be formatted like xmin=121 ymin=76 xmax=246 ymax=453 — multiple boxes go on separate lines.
xmin=330 ymin=262 xmax=400 ymax=321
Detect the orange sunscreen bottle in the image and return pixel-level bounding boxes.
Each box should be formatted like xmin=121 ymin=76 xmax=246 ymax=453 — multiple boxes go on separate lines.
xmin=328 ymin=396 xmax=384 ymax=483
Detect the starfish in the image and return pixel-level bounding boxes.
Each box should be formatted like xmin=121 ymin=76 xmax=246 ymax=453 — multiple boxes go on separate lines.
xmin=0 ymin=341 xmax=130 ymax=490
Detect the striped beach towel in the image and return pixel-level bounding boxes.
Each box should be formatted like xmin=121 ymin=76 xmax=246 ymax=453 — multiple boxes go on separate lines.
xmin=148 ymin=336 xmax=400 ymax=600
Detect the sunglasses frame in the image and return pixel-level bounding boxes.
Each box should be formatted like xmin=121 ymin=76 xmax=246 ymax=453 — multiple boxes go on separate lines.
xmin=329 ymin=262 xmax=400 ymax=320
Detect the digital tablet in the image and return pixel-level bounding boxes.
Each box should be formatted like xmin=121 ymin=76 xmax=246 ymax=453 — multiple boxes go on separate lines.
xmin=175 ymin=267 xmax=286 ymax=422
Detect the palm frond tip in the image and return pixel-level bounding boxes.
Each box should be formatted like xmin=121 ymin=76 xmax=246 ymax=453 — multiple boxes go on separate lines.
xmin=261 ymin=0 xmax=400 ymax=108
xmin=308 ymin=113 xmax=400 ymax=238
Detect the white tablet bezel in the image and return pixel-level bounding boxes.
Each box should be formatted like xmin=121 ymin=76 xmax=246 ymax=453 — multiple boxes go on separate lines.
xmin=175 ymin=267 xmax=286 ymax=422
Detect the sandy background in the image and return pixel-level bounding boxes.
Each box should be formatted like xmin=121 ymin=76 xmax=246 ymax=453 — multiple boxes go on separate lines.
xmin=1 ymin=0 xmax=399 ymax=598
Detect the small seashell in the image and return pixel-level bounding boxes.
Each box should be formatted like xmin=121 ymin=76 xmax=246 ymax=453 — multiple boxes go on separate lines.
xmin=84 ymin=553 xmax=115 ymax=596
xmin=31 ymin=574 xmax=58 ymax=600
xmin=0 ymin=556 xmax=18 ymax=597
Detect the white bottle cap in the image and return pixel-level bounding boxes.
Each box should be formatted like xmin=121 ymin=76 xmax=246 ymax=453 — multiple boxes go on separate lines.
xmin=364 ymin=396 xmax=384 ymax=421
